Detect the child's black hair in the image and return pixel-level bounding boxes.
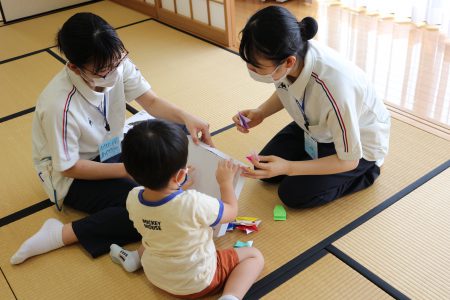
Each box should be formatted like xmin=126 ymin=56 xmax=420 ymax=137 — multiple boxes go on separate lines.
xmin=57 ymin=12 xmax=127 ymax=74
xmin=239 ymin=6 xmax=318 ymax=68
xmin=122 ymin=119 xmax=188 ymax=190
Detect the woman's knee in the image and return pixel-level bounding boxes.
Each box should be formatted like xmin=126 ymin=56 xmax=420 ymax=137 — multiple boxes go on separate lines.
xmin=260 ymin=175 xmax=285 ymax=184
xmin=277 ymin=185 xmax=338 ymax=209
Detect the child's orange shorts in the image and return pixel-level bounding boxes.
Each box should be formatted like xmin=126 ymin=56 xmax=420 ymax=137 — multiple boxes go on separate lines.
xmin=170 ymin=248 xmax=239 ymax=299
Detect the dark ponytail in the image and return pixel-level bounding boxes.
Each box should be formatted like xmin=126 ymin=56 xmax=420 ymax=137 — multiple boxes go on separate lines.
xmin=239 ymin=6 xmax=318 ymax=67
xmin=299 ymin=16 xmax=318 ymax=41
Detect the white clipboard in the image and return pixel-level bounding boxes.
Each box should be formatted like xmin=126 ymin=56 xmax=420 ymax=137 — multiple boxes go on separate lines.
xmin=186 ymin=136 xmax=246 ymax=237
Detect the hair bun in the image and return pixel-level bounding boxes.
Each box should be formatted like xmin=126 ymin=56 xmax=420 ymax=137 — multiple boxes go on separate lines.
xmin=299 ymin=17 xmax=318 ymax=41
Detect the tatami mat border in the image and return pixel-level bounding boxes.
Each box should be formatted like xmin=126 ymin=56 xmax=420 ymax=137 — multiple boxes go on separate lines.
xmin=126 ymin=103 xmax=139 ymax=114
xmin=0 ymin=19 xmax=152 ymax=65
xmin=2 ymin=13 xmax=449 ymax=299
xmin=46 ymin=49 xmax=67 ymax=64
xmin=0 ymin=107 xmax=35 ymax=123
xmin=0 ymin=49 xmax=49 ymax=65
xmin=0 ymin=104 xmax=135 ymax=125
xmin=253 ymin=249 xmax=329 ymax=299
xmin=244 ymin=160 xmax=449 ymax=299
xmin=0 ymin=267 xmax=16 ymax=299
xmin=0 ymin=2 xmax=6 ymax=24
xmin=0 ymin=200 xmax=52 ymax=228
xmin=326 ymin=245 xmax=409 ymax=300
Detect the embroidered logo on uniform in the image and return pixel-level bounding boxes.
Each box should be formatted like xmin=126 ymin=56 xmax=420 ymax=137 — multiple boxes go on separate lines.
xmin=143 ymin=219 xmax=161 ymax=230
xmin=278 ymin=82 xmax=288 ymax=90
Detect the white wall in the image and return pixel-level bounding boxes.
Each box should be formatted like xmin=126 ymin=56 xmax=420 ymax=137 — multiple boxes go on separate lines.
xmin=0 ymin=0 xmax=91 ymax=22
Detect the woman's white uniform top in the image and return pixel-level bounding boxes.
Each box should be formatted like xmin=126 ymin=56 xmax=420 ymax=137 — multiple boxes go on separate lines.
xmin=276 ymin=40 xmax=390 ymax=166
xmin=32 ymin=58 xmax=151 ymax=202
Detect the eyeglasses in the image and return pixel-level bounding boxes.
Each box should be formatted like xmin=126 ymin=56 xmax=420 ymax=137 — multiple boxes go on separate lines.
xmin=82 ymin=50 xmax=129 ymax=79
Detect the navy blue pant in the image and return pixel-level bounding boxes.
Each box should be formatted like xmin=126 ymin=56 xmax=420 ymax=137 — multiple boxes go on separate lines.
xmin=64 ymin=154 xmax=140 ymax=258
xmin=259 ymin=122 xmax=380 ymax=208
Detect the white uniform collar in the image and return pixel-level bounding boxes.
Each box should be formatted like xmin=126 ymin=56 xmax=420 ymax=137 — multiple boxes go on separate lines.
xmin=65 ymin=64 xmax=104 ymax=107
xmin=283 ymin=42 xmax=316 ymax=99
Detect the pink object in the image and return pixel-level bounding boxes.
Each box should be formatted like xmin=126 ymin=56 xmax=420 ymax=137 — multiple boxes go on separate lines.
xmin=246 ymin=151 xmax=259 ymax=163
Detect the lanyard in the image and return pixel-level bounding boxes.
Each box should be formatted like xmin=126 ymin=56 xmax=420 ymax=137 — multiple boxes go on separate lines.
xmin=99 ymin=95 xmax=110 ymax=132
xmin=295 ymin=90 xmax=309 ymax=130
xmin=85 ymin=95 xmax=110 ymax=132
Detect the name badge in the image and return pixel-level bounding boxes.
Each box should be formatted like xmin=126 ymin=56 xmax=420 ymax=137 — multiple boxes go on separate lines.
xmin=304 ymin=131 xmax=318 ymax=160
xmin=99 ymin=136 xmax=121 ymax=162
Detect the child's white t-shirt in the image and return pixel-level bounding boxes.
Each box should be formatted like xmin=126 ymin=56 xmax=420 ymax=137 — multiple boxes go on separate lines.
xmin=126 ymin=187 xmax=224 ymax=295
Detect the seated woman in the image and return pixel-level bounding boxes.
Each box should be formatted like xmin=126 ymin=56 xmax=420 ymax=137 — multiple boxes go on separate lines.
xmin=11 ymin=12 xmax=212 ymax=264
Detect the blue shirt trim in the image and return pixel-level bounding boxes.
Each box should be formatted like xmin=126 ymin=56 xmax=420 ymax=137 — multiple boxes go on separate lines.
xmin=210 ymin=199 xmax=224 ymax=227
xmin=138 ymin=189 xmax=184 ymax=207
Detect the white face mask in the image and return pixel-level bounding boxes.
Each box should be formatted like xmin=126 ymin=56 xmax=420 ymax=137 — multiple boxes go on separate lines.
xmin=248 ymin=64 xmax=292 ymax=85
xmin=91 ymin=68 xmax=121 ymax=88
xmin=79 ymin=64 xmax=123 ymax=88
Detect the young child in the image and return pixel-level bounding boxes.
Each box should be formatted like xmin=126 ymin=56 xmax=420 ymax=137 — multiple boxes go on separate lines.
xmin=110 ymin=119 xmax=264 ymax=300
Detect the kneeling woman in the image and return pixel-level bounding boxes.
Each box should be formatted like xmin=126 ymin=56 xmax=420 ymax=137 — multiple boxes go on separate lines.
xmin=234 ymin=6 xmax=390 ymax=208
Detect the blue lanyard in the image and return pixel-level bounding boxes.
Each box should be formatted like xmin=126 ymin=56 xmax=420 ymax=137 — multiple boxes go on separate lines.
xmin=81 ymin=93 xmax=111 ymax=132
xmin=295 ymin=90 xmax=309 ymax=130
xmin=95 ymin=95 xmax=110 ymax=132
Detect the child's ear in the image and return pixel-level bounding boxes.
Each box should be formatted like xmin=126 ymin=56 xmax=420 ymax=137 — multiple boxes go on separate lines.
xmin=171 ymin=168 xmax=187 ymax=185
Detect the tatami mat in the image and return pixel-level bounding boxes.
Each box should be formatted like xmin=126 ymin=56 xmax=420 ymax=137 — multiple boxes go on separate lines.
xmin=0 ymin=1 xmax=148 ymax=62
xmin=333 ymin=168 xmax=450 ymax=299
xmin=117 ymin=21 xmax=274 ymax=132
xmin=2 ymin=10 xmax=450 ymax=299
xmin=210 ymin=116 xmax=450 ymax=280
xmin=0 ymin=52 xmax=62 ymax=118
xmin=262 ymin=254 xmax=392 ymax=300
xmin=2 ymin=115 xmax=448 ymax=299
xmin=0 ymin=114 xmax=48 ymax=218
xmin=0 ymin=272 xmax=15 ymax=300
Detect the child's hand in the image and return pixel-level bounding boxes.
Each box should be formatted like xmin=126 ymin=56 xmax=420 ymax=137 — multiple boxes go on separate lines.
xmin=216 ymin=159 xmax=239 ymax=186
